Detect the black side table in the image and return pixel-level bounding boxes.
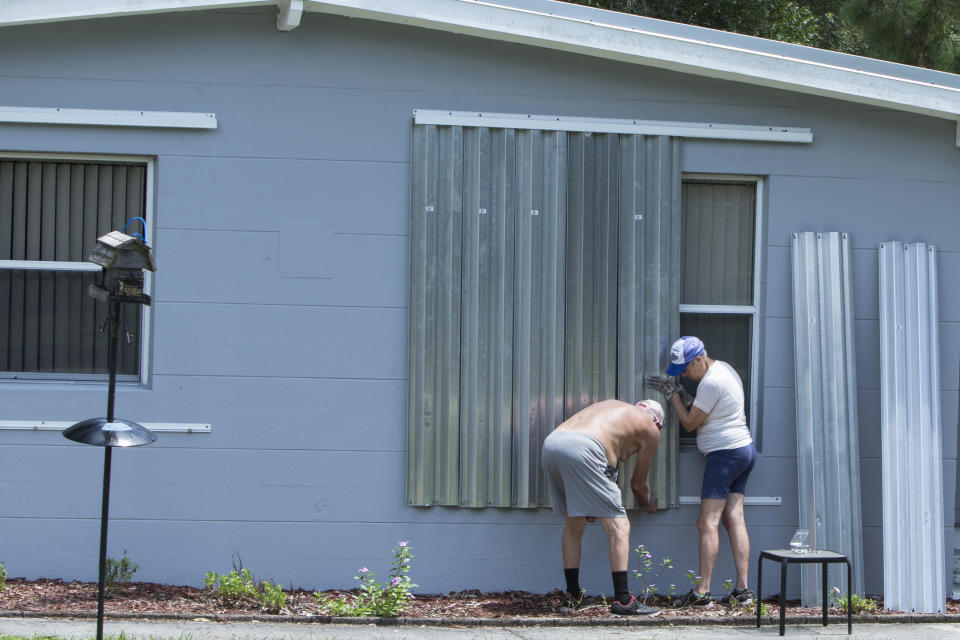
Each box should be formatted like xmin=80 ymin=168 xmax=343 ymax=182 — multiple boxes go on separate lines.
xmin=756 ymin=549 xmax=852 ymax=636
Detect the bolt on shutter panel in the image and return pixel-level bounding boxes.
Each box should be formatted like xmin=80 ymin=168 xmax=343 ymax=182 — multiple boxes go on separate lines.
xmin=791 ymin=231 xmax=864 ymax=606
xmin=618 ymin=135 xmax=681 ymax=511
xmin=407 ymin=125 xmax=462 ymax=506
xmin=879 ymin=241 xmax=943 ymax=612
xmin=564 ymin=132 xmax=619 ymax=417
xmin=512 ymin=129 xmax=566 ymax=508
xmin=460 ymin=127 xmax=516 ymax=508
xmin=408 ymin=125 xmax=681 ymax=510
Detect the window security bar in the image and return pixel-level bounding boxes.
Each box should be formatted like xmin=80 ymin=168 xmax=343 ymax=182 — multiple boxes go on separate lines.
xmin=0 ymin=260 xmax=100 ymax=272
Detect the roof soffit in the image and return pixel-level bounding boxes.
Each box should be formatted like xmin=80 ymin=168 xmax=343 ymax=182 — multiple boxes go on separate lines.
xmin=304 ymin=0 xmax=960 ymax=123
xmin=3 ymin=0 xmax=959 ymax=141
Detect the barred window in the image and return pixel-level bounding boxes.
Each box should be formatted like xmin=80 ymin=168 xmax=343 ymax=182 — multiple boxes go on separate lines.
xmin=0 ymin=159 xmax=148 ymax=380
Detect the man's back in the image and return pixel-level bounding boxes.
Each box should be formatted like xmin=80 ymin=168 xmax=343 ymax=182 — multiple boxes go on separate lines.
xmin=555 ymin=399 xmax=654 ymax=467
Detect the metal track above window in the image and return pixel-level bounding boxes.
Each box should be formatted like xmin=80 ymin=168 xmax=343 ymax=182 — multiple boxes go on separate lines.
xmin=414 ymin=110 xmax=812 ymax=143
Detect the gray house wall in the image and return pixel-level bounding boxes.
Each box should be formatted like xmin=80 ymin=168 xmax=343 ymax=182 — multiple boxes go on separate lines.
xmin=0 ymin=7 xmax=957 ymax=597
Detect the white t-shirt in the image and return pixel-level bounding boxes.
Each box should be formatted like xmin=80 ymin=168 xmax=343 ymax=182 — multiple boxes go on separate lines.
xmin=692 ymin=360 xmax=752 ymax=454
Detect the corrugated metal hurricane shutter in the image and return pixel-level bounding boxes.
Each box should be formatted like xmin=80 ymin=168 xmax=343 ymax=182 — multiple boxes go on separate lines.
xmin=408 ymin=125 xmax=462 ymax=506
xmin=790 ymin=231 xmax=864 ymax=605
xmin=618 ymin=136 xmax=681 ymax=510
xmin=408 ymin=124 xmax=680 ymax=509
xmin=512 ymin=129 xmax=566 ymax=508
xmin=460 ymin=127 xmax=515 ymax=507
xmin=565 ymin=132 xmax=619 ymax=416
xmin=878 ymin=241 xmax=943 ymax=613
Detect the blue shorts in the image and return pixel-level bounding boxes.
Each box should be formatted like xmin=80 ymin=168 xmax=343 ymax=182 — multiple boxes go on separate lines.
xmin=701 ymin=443 xmax=756 ymax=500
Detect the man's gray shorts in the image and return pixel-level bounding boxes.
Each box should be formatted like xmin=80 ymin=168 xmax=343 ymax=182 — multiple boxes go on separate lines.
xmin=541 ymin=430 xmax=626 ymax=518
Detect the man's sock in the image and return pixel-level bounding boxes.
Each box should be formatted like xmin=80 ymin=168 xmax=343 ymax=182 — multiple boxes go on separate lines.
xmin=612 ymin=570 xmax=630 ymax=604
xmin=564 ymin=568 xmax=581 ymax=598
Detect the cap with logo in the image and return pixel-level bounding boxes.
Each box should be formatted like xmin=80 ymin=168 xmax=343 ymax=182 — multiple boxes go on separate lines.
xmin=666 ymin=336 xmax=705 ymax=376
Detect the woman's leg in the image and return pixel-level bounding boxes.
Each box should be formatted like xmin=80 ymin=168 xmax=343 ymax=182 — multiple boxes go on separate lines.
xmin=696 ymin=498 xmax=726 ymax=594
xmin=722 ymin=493 xmax=750 ymax=590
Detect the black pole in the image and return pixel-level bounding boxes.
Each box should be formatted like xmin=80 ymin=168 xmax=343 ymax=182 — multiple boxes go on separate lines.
xmin=96 ymin=447 xmax=112 ymax=640
xmin=106 ymin=300 xmax=120 ymax=423
xmin=96 ymin=300 xmax=121 ymax=640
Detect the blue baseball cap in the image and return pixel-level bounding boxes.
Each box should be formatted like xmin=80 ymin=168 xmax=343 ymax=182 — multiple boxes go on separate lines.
xmin=666 ymin=336 xmax=705 ymax=376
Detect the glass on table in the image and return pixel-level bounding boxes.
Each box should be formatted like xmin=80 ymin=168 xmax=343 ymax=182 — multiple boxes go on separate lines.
xmin=789 ymin=529 xmax=810 ymax=553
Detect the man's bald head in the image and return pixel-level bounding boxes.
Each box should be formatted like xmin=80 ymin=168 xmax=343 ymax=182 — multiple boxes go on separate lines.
xmin=636 ymin=399 xmax=664 ymax=430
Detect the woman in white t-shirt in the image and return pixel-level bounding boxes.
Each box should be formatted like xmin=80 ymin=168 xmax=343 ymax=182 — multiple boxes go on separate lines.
xmin=663 ymin=336 xmax=757 ymax=608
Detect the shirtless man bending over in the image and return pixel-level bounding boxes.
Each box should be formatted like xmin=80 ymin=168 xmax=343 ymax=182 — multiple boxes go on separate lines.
xmin=541 ymin=399 xmax=663 ymax=615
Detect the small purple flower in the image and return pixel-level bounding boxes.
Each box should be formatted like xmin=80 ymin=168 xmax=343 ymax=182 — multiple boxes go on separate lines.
xmin=391 ymin=577 xmax=401 ymax=586
xmin=631 ymin=570 xmax=640 ymax=576
xmin=398 ymin=541 xmax=408 ymax=547
xmin=358 ymin=567 xmax=368 ymax=574
xmin=409 ymin=594 xmax=416 ymax=599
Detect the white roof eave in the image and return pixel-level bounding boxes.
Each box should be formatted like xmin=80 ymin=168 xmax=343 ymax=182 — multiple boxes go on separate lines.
xmin=304 ymin=0 xmax=960 ymax=123
xmin=3 ymin=0 xmax=959 ymax=136
xmin=0 ymin=0 xmax=271 ymax=25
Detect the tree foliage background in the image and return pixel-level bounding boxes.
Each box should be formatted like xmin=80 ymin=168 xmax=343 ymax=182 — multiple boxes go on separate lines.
xmin=565 ymin=0 xmax=960 ymax=72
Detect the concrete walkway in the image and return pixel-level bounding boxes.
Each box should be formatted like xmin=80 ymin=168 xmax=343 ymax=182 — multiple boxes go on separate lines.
xmin=5 ymin=616 xmax=960 ymax=640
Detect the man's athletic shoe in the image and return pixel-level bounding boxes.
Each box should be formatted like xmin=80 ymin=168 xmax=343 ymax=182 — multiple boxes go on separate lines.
xmin=676 ymin=589 xmax=713 ymax=607
xmin=722 ymin=588 xmax=756 ymax=605
xmin=610 ymin=594 xmax=660 ymax=615
xmin=559 ymin=590 xmax=603 ymax=612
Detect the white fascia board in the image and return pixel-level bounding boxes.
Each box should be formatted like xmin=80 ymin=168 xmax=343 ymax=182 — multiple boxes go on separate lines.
xmin=415 ymin=109 xmax=812 ymax=143
xmin=0 ymin=420 xmax=211 ymax=433
xmin=0 ymin=0 xmax=270 ymax=26
xmin=306 ymin=0 xmax=960 ymax=125
xmin=0 ymin=106 xmax=217 ymax=129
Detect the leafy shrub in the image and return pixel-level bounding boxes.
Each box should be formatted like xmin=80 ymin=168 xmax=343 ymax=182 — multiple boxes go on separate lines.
xmin=630 ymin=544 xmax=674 ymax=605
xmin=204 ymin=565 xmax=287 ymax=613
xmin=830 ymin=586 xmax=878 ymax=613
xmin=316 ymin=541 xmax=417 ymax=617
xmin=105 ymin=552 xmax=138 ymax=591
xmin=0 ymin=561 xmax=7 ymax=591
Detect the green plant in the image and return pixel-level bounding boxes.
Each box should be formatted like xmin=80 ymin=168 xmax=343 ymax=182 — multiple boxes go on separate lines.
xmin=0 ymin=560 xmax=7 ymax=591
xmin=630 ymin=544 xmax=674 ymax=604
xmin=104 ymin=551 xmax=138 ymax=591
xmin=683 ymin=568 xmax=704 ymax=595
xmin=830 ymin=586 xmax=878 ymax=613
xmin=316 ymin=541 xmax=418 ymax=617
xmin=204 ymin=563 xmax=287 ymax=613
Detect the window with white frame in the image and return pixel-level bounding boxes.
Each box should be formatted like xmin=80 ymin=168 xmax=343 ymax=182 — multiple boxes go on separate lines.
xmin=0 ymin=157 xmax=150 ymax=381
xmin=678 ymin=177 xmax=761 ymax=442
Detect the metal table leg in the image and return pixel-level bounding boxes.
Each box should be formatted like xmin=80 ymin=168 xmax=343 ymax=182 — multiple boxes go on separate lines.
xmin=821 ymin=560 xmax=828 ymax=626
xmin=756 ymin=554 xmax=763 ymax=628
xmin=780 ymin=558 xmax=787 ymax=636
xmin=847 ymin=559 xmax=852 ymax=634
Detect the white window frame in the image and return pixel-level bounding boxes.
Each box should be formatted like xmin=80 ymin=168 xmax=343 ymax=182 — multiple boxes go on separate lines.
xmin=679 ymin=173 xmax=764 ymax=441
xmin=0 ymin=151 xmax=155 ymax=385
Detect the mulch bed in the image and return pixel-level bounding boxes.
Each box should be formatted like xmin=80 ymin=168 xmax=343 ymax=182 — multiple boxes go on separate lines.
xmin=3 ymin=578 xmax=960 ymax=624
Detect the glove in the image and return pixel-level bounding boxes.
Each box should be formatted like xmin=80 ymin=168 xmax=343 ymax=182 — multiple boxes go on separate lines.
xmin=645 ymin=374 xmax=680 ymax=399
xmin=645 ymin=375 xmax=695 ymax=410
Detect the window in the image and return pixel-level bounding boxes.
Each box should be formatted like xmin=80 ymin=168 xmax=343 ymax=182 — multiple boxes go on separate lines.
xmin=678 ymin=177 xmax=762 ymax=441
xmin=0 ymin=157 xmax=150 ymax=381
xmin=408 ymin=124 xmax=682 ymax=508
